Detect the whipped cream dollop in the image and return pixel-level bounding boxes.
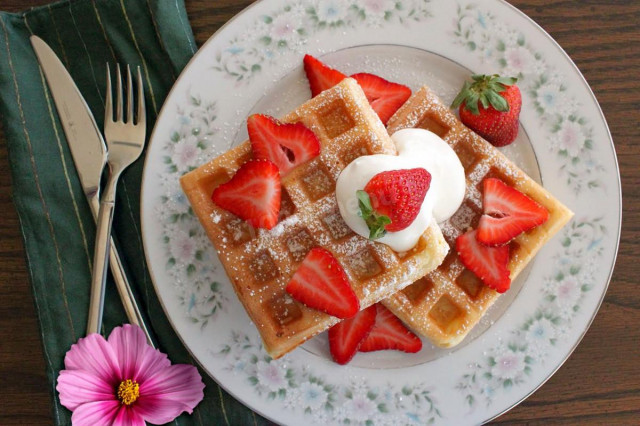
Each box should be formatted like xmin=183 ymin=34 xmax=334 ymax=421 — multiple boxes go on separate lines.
xmin=335 ymin=128 xmax=466 ymax=252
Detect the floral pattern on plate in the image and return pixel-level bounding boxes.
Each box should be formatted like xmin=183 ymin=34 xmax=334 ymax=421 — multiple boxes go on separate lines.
xmin=456 ymin=217 xmax=606 ymax=408
xmin=155 ymin=93 xmax=229 ymax=327
xmin=213 ymin=0 xmax=432 ymax=82
xmin=217 ymin=331 xmax=442 ymax=425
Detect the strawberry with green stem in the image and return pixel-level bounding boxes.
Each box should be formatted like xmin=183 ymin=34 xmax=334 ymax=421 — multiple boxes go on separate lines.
xmin=451 ymin=74 xmax=521 ymax=147
xmin=357 ymin=168 xmax=431 ymax=240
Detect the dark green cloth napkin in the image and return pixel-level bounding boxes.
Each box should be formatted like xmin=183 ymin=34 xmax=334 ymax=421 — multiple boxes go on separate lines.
xmin=0 ymin=0 xmax=269 ymax=424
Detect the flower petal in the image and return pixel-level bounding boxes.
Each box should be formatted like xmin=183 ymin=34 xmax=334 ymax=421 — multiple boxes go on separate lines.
xmin=113 ymin=405 xmax=146 ymax=426
xmin=107 ymin=324 xmax=150 ymax=380
xmin=107 ymin=324 xmax=171 ymax=384
xmin=136 ymin=364 xmax=204 ymax=424
xmin=135 ymin=395 xmax=197 ymax=425
xmin=57 ymin=370 xmax=115 ymax=411
xmin=133 ymin=347 xmax=171 ymax=384
xmin=70 ymin=400 xmax=120 ymax=426
xmin=64 ymin=333 xmax=120 ymax=385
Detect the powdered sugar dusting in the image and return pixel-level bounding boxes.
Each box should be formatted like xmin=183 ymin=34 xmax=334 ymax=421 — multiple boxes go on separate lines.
xmin=181 ymin=79 xmax=446 ymax=358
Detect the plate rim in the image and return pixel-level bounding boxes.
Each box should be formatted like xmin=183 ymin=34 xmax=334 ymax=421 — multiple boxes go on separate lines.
xmin=139 ymin=0 xmax=622 ymax=423
xmin=477 ymin=1 xmax=621 ymax=422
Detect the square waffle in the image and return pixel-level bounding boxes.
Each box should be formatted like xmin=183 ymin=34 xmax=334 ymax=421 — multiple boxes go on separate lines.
xmin=382 ymin=86 xmax=574 ymax=347
xmin=180 ymin=79 xmax=449 ymax=359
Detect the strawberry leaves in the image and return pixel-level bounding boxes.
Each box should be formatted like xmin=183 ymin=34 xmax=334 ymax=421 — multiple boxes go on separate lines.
xmin=356 ymin=190 xmax=391 ymax=240
xmin=451 ymin=74 xmax=517 ymax=115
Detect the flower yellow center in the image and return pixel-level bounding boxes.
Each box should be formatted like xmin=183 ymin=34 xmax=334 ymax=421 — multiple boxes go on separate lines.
xmin=117 ymin=379 xmax=140 ymax=405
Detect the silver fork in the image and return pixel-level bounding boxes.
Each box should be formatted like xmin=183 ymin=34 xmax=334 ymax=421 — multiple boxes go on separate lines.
xmin=86 ymin=64 xmax=146 ymax=335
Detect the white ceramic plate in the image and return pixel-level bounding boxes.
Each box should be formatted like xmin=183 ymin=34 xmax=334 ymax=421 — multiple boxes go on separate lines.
xmin=141 ymin=0 xmax=621 ymax=424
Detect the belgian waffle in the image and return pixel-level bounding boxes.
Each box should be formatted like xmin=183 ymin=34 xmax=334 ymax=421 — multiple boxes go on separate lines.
xmin=382 ymin=86 xmax=574 ymax=348
xmin=180 ymin=79 xmax=449 ymax=359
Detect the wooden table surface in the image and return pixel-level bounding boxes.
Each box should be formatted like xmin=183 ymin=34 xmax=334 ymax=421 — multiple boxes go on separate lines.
xmin=1 ymin=0 xmax=638 ymax=424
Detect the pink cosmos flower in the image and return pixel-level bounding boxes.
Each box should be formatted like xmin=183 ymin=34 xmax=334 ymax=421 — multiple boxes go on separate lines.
xmin=57 ymin=324 xmax=204 ymax=425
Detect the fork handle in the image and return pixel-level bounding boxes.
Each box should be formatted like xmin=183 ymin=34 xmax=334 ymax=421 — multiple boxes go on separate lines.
xmin=88 ymin=195 xmax=154 ymax=346
xmin=86 ymin=174 xmax=119 ymax=335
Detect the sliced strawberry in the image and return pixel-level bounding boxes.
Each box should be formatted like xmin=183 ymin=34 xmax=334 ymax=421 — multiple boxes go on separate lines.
xmin=247 ymin=114 xmax=320 ymax=176
xmin=351 ymin=73 xmax=412 ymax=125
xmin=477 ymin=178 xmax=549 ymax=245
xmin=211 ymin=160 xmax=280 ymax=229
xmin=328 ymin=305 xmax=377 ymax=364
xmin=303 ymin=54 xmax=347 ymax=97
xmin=302 ymin=56 xmax=411 ymax=124
xmin=359 ymin=304 xmax=422 ymax=353
xmin=456 ymin=229 xmax=511 ymax=293
xmin=286 ymin=248 xmax=359 ymax=319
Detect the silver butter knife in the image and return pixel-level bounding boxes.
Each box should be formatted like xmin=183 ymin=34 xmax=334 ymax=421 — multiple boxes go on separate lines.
xmin=30 ymin=36 xmax=154 ymax=346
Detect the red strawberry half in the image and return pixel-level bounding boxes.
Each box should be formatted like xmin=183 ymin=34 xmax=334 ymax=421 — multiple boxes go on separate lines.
xmin=303 ymin=54 xmax=346 ymax=97
xmin=452 ymin=74 xmax=522 ymax=147
xmin=247 ymin=114 xmax=320 ymax=176
xmin=456 ymin=229 xmax=511 ymax=293
xmin=358 ymin=168 xmax=431 ymax=239
xmin=328 ymin=305 xmax=377 ymax=364
xmin=212 ymin=159 xmax=281 ymax=229
xmin=359 ymin=304 xmax=422 ymax=353
xmin=477 ymin=178 xmax=549 ymax=246
xmin=302 ymin=56 xmax=412 ymax=124
xmin=286 ymin=247 xmax=359 ymax=319
xmin=351 ymin=73 xmax=412 ymax=125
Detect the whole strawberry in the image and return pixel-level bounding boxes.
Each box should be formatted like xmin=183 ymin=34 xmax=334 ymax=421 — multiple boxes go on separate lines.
xmin=357 ymin=168 xmax=431 ymax=239
xmin=451 ymin=74 xmax=521 ymax=147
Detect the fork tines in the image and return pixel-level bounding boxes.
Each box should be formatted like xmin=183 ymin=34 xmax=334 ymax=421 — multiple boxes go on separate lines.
xmin=105 ymin=63 xmax=145 ymax=127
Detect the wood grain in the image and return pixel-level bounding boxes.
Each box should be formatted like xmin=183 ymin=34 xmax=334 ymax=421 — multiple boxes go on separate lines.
xmin=0 ymin=0 xmax=638 ymax=424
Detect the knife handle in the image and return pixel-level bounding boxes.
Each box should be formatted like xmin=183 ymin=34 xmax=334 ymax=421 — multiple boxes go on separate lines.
xmin=87 ymin=195 xmax=155 ymax=347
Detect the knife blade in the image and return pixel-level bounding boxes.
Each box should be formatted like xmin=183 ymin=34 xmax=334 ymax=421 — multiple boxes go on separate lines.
xmin=30 ymin=35 xmax=154 ymax=346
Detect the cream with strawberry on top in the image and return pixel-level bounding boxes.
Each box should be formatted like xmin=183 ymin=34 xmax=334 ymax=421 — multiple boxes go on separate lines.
xmin=335 ymin=128 xmax=466 ymax=252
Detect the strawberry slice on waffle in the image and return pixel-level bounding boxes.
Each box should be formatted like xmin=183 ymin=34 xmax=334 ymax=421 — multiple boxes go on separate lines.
xmin=211 ymin=159 xmax=281 ymax=229
xmin=303 ymin=54 xmax=411 ymax=124
xmin=247 ymin=114 xmax=320 ymax=176
xmin=286 ymin=248 xmax=359 ymax=319
xmin=328 ymin=305 xmax=377 ymax=365
xmin=477 ymin=178 xmax=549 ymax=246
xmin=359 ymin=304 xmax=422 ymax=353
